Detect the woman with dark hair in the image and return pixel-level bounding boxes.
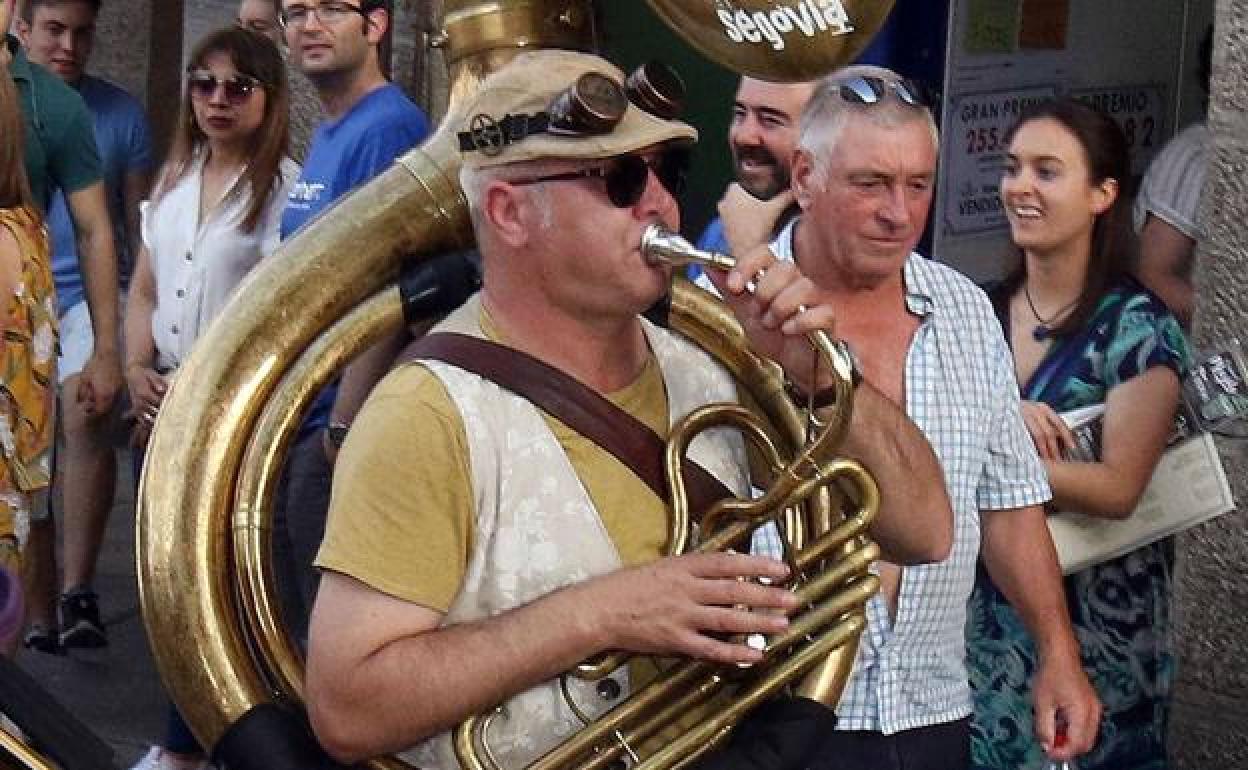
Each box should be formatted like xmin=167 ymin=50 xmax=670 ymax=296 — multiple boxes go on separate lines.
xmin=967 ymin=99 xmax=1190 ymax=769
xmin=0 ymin=68 xmax=57 ymax=656
xmin=125 ymin=26 xmax=297 ymax=770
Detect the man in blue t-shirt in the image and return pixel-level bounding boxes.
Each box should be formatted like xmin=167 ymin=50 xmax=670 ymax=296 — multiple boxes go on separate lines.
xmin=13 ymin=0 xmax=146 ymax=652
xmin=277 ymin=0 xmax=429 ymax=633
xmin=694 ymin=77 xmax=814 ymax=272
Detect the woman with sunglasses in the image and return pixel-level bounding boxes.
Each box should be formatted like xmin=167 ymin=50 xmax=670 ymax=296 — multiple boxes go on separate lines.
xmin=966 ymin=100 xmax=1189 ymax=770
xmin=0 ymin=69 xmax=57 ymax=656
xmin=125 ymin=26 xmax=297 ymax=449
xmin=124 ymin=26 xmax=297 ymax=770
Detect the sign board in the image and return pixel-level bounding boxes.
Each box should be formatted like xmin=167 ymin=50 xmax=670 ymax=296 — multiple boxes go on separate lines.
xmin=1070 ymin=84 xmax=1168 ymax=175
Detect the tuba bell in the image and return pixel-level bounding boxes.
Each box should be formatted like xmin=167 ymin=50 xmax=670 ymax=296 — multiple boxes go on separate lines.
xmin=135 ymin=1 xmax=896 ymax=769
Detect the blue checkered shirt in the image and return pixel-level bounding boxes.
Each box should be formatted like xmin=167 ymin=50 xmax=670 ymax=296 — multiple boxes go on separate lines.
xmin=753 ymin=221 xmax=1052 ymax=733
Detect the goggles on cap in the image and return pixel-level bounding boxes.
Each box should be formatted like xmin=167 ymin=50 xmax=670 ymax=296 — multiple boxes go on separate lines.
xmin=458 ymin=61 xmax=687 ymax=157
xmin=836 ymin=75 xmax=932 ymax=108
xmin=506 ymin=149 xmax=691 ymax=208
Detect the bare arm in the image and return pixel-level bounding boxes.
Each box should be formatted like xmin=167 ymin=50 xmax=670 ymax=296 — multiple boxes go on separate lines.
xmin=65 ymin=181 xmax=122 ymax=412
xmin=827 ymin=382 xmax=953 ymax=564
xmin=716 ymin=183 xmax=795 ymax=256
xmin=122 ymin=242 xmax=157 ymax=377
xmin=1044 ymin=366 xmax=1180 ymax=518
xmin=323 ymin=330 xmax=411 ymax=462
xmin=122 ymin=243 xmax=166 ymax=440
xmin=980 ymin=505 xmax=1101 ymax=761
xmin=306 ymin=552 xmax=797 ymax=762
xmin=1136 ymin=215 xmax=1195 ymax=327
xmin=122 ymin=169 xmax=150 ymax=263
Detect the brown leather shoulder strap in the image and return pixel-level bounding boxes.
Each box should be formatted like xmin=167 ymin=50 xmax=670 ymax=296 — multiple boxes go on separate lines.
xmin=402 ymin=332 xmax=734 ymax=516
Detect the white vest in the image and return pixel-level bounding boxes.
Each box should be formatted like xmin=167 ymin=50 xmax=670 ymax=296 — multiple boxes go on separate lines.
xmin=402 ymin=295 xmax=748 ymax=768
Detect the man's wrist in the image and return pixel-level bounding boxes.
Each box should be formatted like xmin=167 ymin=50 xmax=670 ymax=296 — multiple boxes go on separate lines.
xmin=786 ymin=340 xmax=862 ymax=409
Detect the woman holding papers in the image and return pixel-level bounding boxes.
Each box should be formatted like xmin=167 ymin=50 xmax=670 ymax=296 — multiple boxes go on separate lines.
xmin=966 ymin=100 xmax=1191 ymax=770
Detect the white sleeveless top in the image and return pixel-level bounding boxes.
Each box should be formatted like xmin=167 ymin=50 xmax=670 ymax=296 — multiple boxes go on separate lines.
xmin=402 ymin=295 xmax=748 ymax=768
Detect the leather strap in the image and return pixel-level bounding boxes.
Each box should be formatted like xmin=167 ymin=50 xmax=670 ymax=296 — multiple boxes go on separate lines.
xmin=403 ymin=332 xmax=734 ymax=517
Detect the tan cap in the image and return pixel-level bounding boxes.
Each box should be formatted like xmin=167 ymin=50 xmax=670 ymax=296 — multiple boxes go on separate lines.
xmin=456 ymin=49 xmax=697 ymax=170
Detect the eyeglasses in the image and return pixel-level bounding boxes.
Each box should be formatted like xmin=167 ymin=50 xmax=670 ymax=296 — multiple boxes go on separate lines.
xmin=836 ymin=76 xmax=931 ymax=108
xmin=186 ymin=71 xmax=262 ymax=105
xmin=458 ymin=62 xmax=687 ymax=157
xmin=507 ymin=150 xmax=690 ymax=209
xmin=278 ymin=1 xmax=372 ymax=30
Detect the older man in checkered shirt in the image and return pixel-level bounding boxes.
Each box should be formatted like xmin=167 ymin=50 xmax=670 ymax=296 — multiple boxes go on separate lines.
xmin=734 ymin=65 xmax=1103 ymax=770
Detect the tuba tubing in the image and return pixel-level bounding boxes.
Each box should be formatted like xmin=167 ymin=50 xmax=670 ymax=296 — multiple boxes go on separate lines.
xmin=136 ymin=133 xmax=474 ymax=755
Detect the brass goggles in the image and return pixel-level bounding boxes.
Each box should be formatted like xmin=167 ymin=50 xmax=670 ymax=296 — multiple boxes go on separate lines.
xmin=507 ymin=150 xmax=691 ymax=208
xmin=457 ymin=61 xmax=687 ymax=157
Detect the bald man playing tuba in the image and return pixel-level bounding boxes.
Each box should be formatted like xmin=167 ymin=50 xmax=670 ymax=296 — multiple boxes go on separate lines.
xmin=303 ymin=49 xmax=953 ymax=768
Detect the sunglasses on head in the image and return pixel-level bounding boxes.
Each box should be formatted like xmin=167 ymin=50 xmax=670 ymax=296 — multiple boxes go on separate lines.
xmin=187 ymin=71 xmax=262 ymax=105
xmin=836 ymin=75 xmax=930 ymax=108
xmin=507 ymin=149 xmax=690 ymax=208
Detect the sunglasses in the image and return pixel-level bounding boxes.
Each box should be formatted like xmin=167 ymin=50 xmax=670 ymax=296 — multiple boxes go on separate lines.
xmin=836 ymin=76 xmax=931 ymax=108
xmin=187 ymin=71 xmax=262 ymax=105
xmin=508 ymin=150 xmax=690 ymax=208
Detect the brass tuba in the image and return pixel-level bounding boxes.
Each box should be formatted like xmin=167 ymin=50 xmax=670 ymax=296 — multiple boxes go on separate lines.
xmin=135 ymin=1 xmax=895 ymax=769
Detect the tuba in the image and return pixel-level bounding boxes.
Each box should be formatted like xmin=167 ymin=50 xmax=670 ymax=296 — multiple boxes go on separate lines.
xmin=135 ymin=2 xmax=895 ymax=769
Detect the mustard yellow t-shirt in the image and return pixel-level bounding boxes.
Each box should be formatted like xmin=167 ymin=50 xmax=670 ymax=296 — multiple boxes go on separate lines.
xmin=315 ymin=346 xmax=672 ymax=614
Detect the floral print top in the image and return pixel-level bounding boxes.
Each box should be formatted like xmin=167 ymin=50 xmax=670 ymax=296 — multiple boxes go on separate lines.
xmin=1 ymin=206 xmax=57 ymax=540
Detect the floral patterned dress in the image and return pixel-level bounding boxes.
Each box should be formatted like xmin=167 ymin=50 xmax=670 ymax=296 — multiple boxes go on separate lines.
xmin=967 ymin=278 xmax=1190 ymax=770
xmin=0 ymin=206 xmax=57 ymax=554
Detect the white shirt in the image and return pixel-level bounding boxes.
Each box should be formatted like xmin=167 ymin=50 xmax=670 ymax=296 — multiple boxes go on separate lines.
xmin=1133 ymin=122 xmax=1209 ymax=239
xmin=141 ymin=154 xmax=299 ymax=369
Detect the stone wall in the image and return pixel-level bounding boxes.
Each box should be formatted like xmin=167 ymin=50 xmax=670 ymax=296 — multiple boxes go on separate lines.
xmin=1170 ymin=0 xmax=1248 ymax=766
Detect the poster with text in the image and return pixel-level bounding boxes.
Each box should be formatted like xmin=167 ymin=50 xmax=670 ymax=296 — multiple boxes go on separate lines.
xmin=1070 ymin=84 xmax=1168 ymax=175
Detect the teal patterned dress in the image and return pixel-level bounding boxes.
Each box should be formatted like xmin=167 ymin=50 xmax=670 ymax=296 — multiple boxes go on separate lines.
xmin=967 ymin=278 xmax=1190 ymax=770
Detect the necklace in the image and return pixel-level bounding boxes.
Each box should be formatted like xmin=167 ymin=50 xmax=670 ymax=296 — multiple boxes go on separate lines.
xmin=1023 ymin=283 xmax=1077 ymax=341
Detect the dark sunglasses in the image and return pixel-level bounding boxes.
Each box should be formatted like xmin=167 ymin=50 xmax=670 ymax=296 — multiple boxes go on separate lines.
xmin=458 ymin=62 xmax=687 ymax=157
xmin=187 ymin=71 xmax=262 ymax=105
xmin=507 ymin=149 xmax=690 ymax=208
xmin=837 ymin=75 xmax=931 ymax=108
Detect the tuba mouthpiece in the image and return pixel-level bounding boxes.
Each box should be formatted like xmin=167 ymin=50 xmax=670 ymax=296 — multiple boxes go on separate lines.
xmin=641 ymin=223 xmax=737 ymax=273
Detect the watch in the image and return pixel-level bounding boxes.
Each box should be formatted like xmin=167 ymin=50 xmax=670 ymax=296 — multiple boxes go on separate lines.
xmin=787 ymin=340 xmax=862 ymax=410
xmin=326 ymin=420 xmax=351 ymax=449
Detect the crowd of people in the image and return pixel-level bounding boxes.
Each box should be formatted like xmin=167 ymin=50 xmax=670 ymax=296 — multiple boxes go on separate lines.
xmin=0 ymin=1 xmax=1210 ymax=769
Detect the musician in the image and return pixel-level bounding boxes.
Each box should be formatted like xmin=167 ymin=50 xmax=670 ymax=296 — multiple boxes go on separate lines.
xmin=746 ymin=65 xmax=1101 ymax=769
xmin=304 ymin=50 xmax=953 ymax=767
